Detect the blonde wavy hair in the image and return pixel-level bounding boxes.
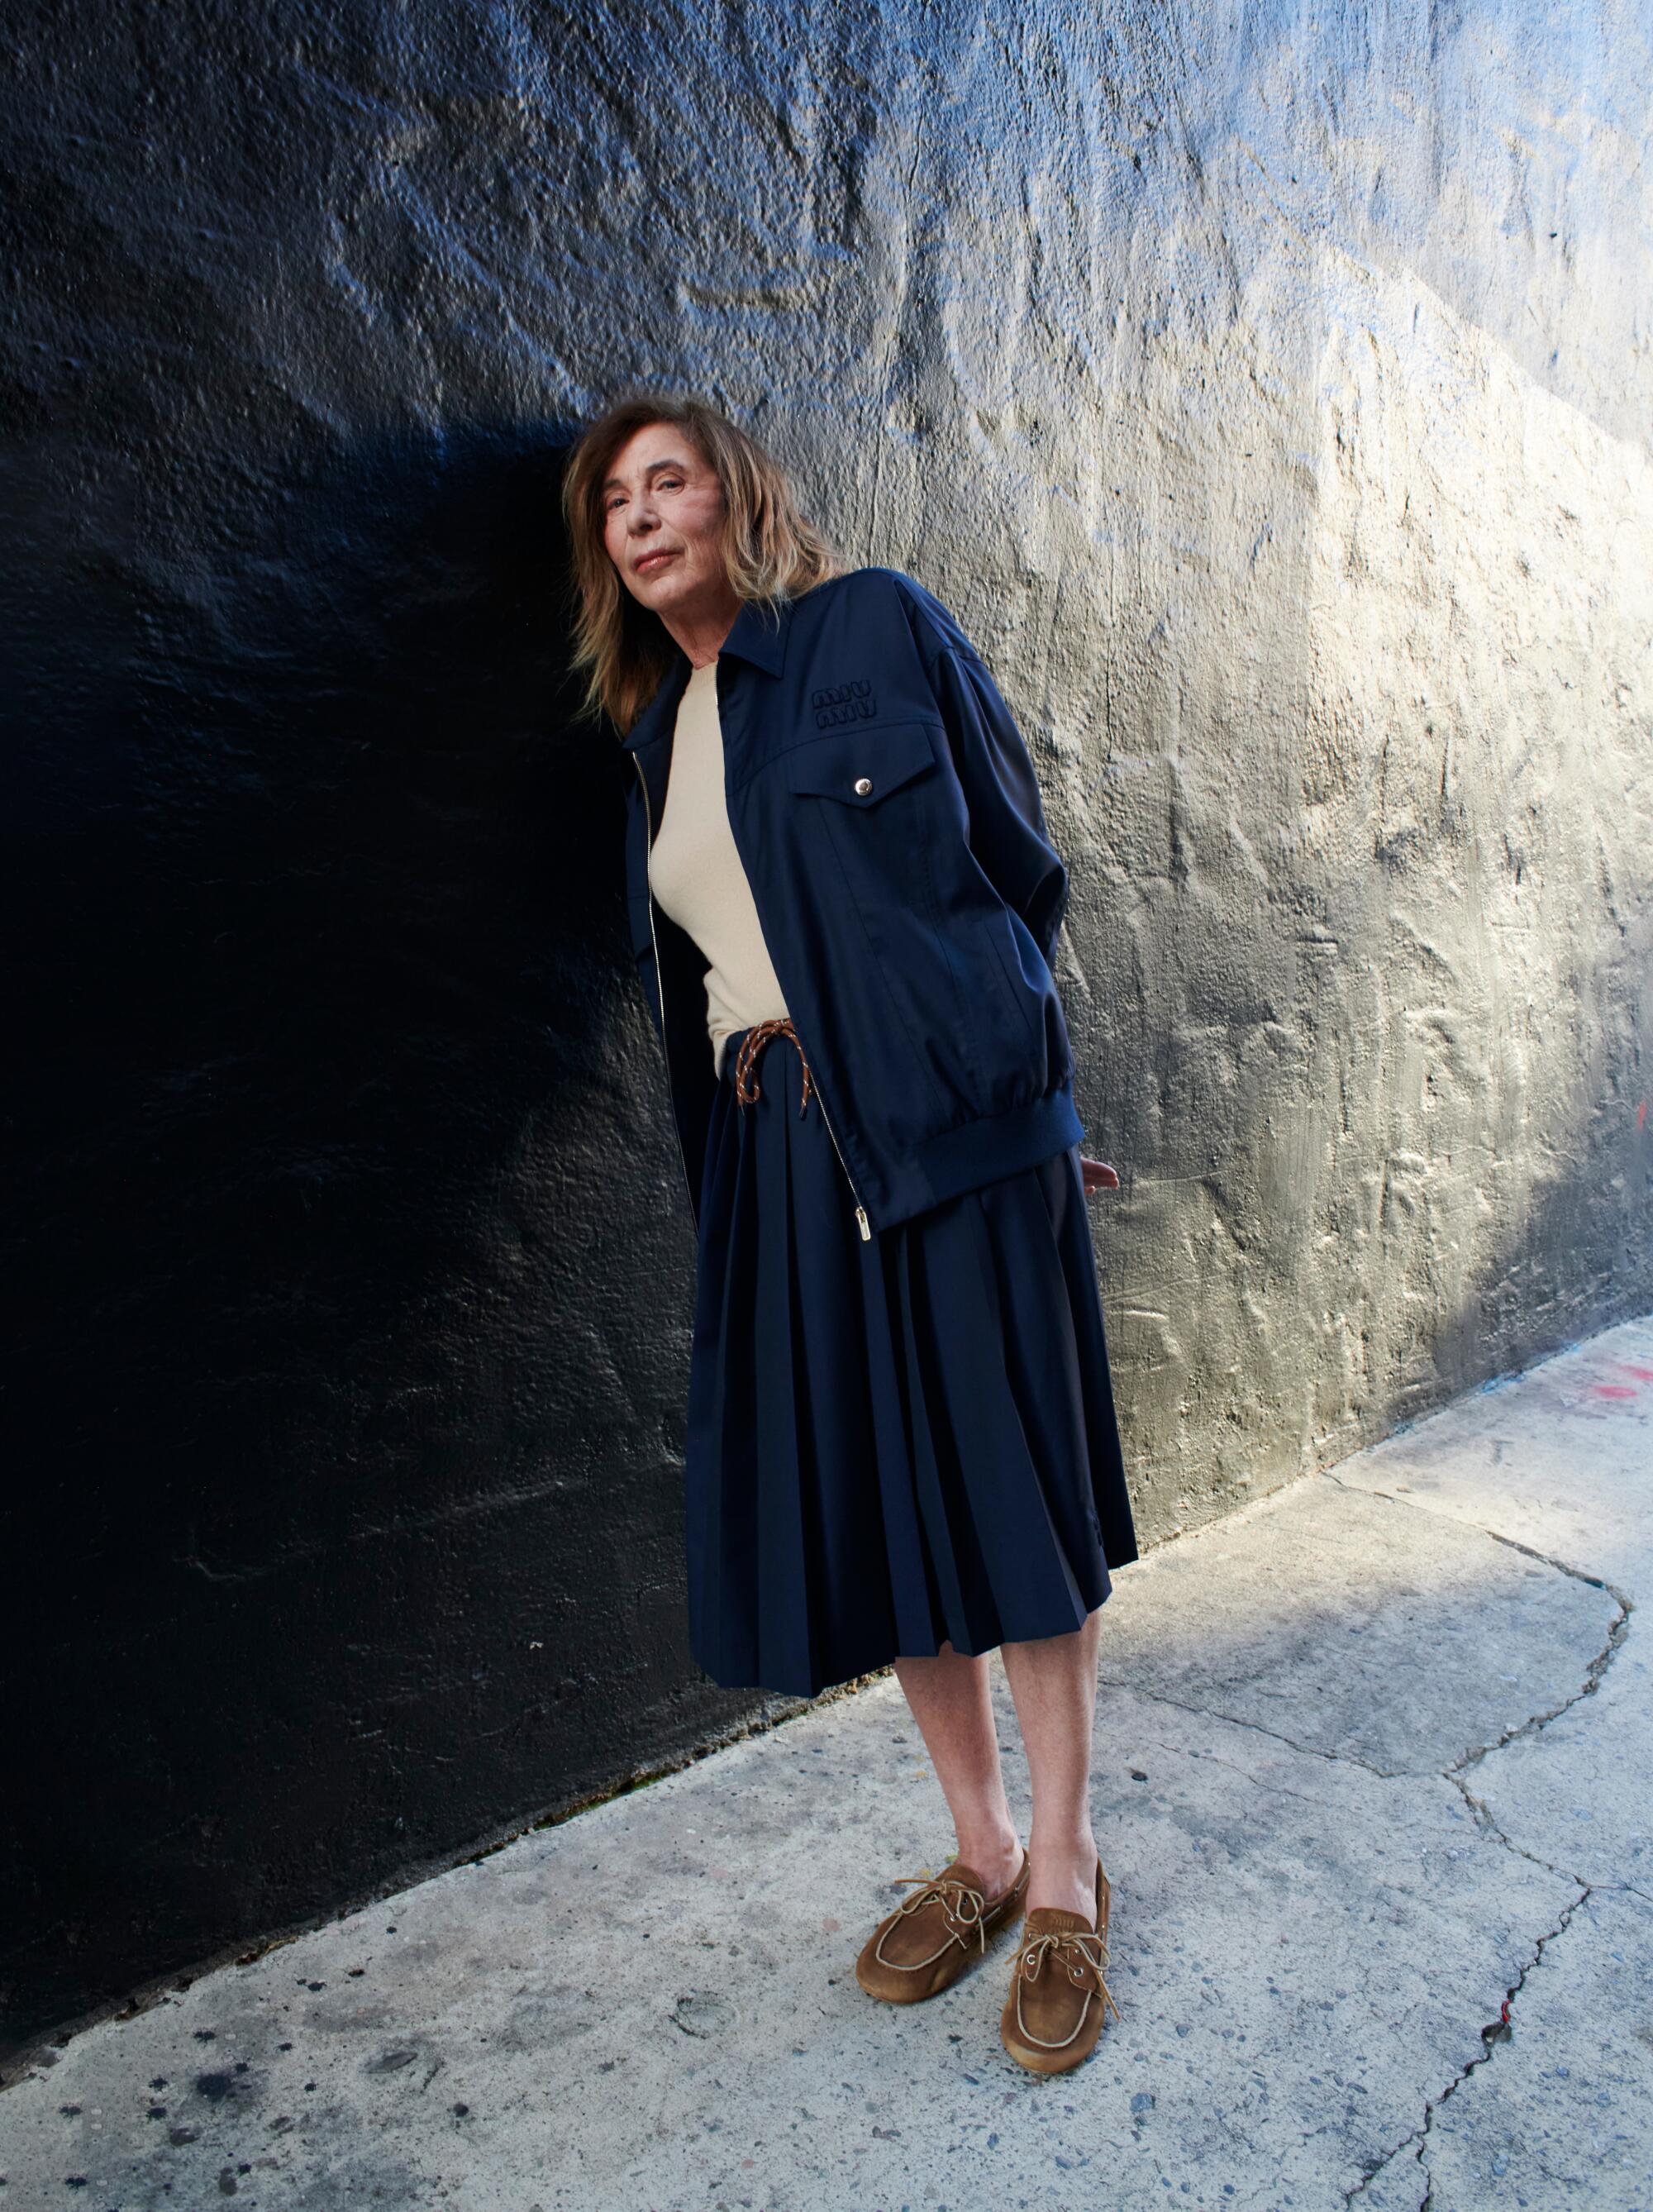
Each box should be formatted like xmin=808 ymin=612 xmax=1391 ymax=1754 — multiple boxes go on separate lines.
xmin=560 ymin=391 xmax=846 ymax=735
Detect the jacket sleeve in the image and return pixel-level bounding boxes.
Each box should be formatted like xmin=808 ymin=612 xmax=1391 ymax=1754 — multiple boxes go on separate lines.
xmin=899 ymin=579 xmax=1071 ymax=970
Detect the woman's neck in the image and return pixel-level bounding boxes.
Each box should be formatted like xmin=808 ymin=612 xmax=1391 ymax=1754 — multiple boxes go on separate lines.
xmin=660 ymin=584 xmax=742 ymax=670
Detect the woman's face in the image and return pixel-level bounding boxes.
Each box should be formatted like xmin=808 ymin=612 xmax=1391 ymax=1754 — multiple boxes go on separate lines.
xmin=600 ymin=421 xmax=731 ymax=625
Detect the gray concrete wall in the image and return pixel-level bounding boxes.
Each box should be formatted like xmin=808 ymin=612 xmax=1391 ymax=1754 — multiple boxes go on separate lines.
xmin=5 ymin=0 xmax=1650 ymax=2055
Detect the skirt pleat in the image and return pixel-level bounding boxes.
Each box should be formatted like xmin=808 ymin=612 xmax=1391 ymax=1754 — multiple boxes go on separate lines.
xmin=684 ymin=1023 xmax=1139 ymax=1699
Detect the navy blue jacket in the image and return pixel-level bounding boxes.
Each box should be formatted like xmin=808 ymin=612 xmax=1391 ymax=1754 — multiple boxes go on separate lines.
xmin=620 ymin=564 xmax=1084 ymax=1237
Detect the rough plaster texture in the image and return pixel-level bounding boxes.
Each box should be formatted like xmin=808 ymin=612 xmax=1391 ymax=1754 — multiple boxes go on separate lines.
xmin=6 ymin=0 xmax=1653 ymax=2050
xmin=2 ymin=1316 xmax=1647 ymax=2207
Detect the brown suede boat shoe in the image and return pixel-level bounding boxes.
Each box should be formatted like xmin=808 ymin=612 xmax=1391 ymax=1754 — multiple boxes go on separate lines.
xmin=1000 ymin=1856 xmax=1122 ymax=2074
xmin=855 ymin=1847 xmax=1031 ymax=2005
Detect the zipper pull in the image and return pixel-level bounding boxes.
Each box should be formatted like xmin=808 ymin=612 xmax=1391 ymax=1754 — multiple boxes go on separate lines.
xmin=855 ymin=1206 xmax=871 ymax=1241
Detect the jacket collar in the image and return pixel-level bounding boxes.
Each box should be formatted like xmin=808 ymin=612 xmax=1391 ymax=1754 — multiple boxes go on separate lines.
xmin=617 ymin=594 xmax=793 ymax=749
xmin=721 ymin=593 xmax=791 ymax=676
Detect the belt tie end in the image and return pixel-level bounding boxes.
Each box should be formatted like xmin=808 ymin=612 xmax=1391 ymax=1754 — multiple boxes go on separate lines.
xmin=731 ymin=1017 xmax=815 ymax=1115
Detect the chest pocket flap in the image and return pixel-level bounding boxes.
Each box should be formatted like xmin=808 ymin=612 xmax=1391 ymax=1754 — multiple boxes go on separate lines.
xmin=784 ymin=720 xmax=939 ymax=804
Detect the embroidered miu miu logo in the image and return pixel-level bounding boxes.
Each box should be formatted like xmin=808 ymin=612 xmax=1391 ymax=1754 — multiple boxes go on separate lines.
xmin=812 ymin=679 xmax=876 ymax=728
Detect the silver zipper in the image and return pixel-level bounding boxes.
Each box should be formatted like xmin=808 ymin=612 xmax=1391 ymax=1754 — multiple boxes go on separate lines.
xmin=639 ymin=720 xmax=874 ymax=1246
xmin=810 ymin=1075 xmax=872 ymax=1240
xmin=633 ymin=754 xmax=701 ymax=1226
xmin=718 ymin=663 xmax=873 ymax=1241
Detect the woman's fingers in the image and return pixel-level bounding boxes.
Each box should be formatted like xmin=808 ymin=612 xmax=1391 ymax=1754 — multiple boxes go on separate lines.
xmin=1079 ymin=1154 xmax=1121 ymax=1194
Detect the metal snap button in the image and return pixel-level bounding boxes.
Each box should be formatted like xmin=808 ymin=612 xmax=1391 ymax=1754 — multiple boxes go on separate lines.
xmin=853 ymin=775 xmax=873 ymax=795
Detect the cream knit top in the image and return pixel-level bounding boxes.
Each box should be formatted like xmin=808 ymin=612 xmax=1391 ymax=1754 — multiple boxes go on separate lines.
xmin=646 ymin=658 xmax=790 ymax=1080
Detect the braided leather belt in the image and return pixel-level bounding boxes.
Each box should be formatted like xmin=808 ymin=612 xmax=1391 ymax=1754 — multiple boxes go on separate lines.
xmin=731 ymin=1016 xmax=817 ymax=1114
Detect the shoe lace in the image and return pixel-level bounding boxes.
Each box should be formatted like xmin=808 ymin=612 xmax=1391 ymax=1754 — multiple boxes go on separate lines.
xmin=1019 ymin=1926 xmax=1124 ymax=2024
xmin=888 ymin=1871 xmax=991 ymax=1953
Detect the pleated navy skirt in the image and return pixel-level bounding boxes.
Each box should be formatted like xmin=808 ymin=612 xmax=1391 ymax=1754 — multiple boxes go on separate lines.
xmin=684 ymin=1021 xmax=1140 ymax=1700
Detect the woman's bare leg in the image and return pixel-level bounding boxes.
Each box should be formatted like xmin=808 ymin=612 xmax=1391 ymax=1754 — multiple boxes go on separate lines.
xmin=998 ymin=1604 xmax=1104 ymax=1919
xmin=891 ymin=1642 xmax=1023 ymax=1900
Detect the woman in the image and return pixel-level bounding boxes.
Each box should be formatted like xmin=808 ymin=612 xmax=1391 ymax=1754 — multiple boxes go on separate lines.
xmin=560 ymin=392 xmax=1141 ymax=2076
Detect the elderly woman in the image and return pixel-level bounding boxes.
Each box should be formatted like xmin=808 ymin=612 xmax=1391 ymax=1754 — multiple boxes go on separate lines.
xmin=560 ymin=393 xmax=1140 ymax=2076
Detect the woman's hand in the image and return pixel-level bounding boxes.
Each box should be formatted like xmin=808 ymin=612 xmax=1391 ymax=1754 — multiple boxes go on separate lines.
xmin=1079 ymin=1154 xmax=1120 ymax=1195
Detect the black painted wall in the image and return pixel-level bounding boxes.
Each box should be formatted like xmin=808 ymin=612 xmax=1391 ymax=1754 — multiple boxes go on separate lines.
xmin=5 ymin=2 xmax=1651 ymax=2059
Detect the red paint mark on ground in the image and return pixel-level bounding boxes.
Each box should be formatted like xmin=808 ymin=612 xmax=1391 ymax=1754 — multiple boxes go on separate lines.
xmin=1641 ymin=1098 xmax=1648 ymax=1127
xmin=1618 ymin=1365 xmax=1653 ymax=1381
xmin=1593 ymin=1384 xmax=1638 ymax=1399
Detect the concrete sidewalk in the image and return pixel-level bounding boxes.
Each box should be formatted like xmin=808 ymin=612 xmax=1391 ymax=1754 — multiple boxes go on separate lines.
xmin=4 ymin=1318 xmax=1650 ymax=2211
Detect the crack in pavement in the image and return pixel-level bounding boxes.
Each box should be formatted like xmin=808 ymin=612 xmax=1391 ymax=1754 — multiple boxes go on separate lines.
xmin=1101 ymin=1480 xmax=1633 ymax=1802
xmin=1317 ymin=1478 xmax=1629 ymax=2209
xmin=1323 ymin=1475 xmax=1635 ymax=1773
xmin=1449 ymin=1768 xmax=1589 ymax=1890
xmin=1341 ymin=1884 xmax=1593 ymax=2210
xmin=1455 ymin=1569 xmax=1632 ymax=1769
xmin=1093 ymin=1675 xmax=1394 ymax=1778
xmin=1101 ymin=1475 xmax=1632 ymax=2212
xmin=1156 ymin=1738 xmax=1355 ymax=1812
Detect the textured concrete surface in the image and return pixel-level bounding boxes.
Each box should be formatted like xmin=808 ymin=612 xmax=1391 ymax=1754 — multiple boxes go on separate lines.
xmin=9 ymin=0 xmax=1653 ymax=2048
xmin=4 ymin=1313 xmax=1646 ymax=2210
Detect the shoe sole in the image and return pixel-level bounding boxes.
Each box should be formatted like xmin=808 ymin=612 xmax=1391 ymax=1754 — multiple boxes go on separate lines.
xmin=1000 ymin=2025 xmax=1105 ymax=2073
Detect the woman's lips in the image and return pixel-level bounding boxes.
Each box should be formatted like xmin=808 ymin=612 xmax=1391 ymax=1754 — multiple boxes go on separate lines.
xmin=635 ymin=549 xmax=678 ymax=575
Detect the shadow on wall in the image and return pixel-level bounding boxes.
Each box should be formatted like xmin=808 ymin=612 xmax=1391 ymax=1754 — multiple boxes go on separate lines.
xmin=3 ymin=422 xmax=772 ymax=2061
